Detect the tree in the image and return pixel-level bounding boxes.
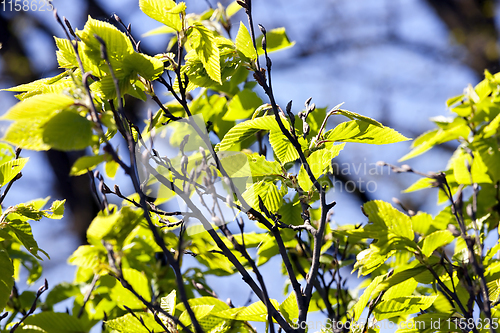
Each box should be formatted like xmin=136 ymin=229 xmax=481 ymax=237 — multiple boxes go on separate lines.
xmin=0 ymin=0 xmax=499 ymax=332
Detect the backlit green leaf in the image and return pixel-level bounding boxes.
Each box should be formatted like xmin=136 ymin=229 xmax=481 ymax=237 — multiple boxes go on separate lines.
xmin=373 ymin=296 xmax=437 ymax=321
xmin=420 ymin=230 xmax=454 ymax=257
xmin=0 ymin=245 xmax=14 ymax=312
xmin=189 ymin=23 xmax=222 ymax=84
xmin=217 ymin=116 xmax=282 ymax=151
xmin=0 ymin=157 xmax=28 ymax=186
xmin=363 ymin=200 xmax=414 ymax=240
xmin=23 ymin=312 xmax=86 ymax=333
xmin=235 ymin=22 xmax=256 ymax=59
xmin=106 ymin=313 xmax=165 ymax=333
xmin=242 ymin=180 xmax=283 ymax=214
xmin=42 ymin=111 xmax=94 ymax=151
xmin=325 ymin=120 xmax=410 ymax=145
xmin=70 ymin=155 xmax=106 ymax=176
xmin=139 ymin=0 xmax=185 ymax=32
xmin=256 ymin=27 xmax=295 ymax=55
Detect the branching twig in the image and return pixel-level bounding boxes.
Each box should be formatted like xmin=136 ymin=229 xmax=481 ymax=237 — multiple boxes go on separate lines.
xmin=9 ymin=279 xmax=48 ymax=333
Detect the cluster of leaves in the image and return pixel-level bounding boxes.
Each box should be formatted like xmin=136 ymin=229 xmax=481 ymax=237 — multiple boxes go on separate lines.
xmin=0 ymin=0 xmax=499 ymax=332
xmin=0 ymin=145 xmax=66 ymax=330
xmin=337 ymin=71 xmax=500 ymax=333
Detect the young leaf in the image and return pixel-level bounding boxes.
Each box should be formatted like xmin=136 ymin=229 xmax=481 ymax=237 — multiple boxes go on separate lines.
xmin=179 ymin=305 xmax=214 ymax=327
xmin=297 ymin=144 xmax=345 ymax=191
xmin=351 ymin=275 xmax=385 ymax=321
xmin=189 ymin=23 xmax=222 ymax=84
xmin=0 ymin=245 xmax=14 ymax=312
xmin=160 ymin=289 xmax=177 ymax=315
xmin=106 ymin=313 xmax=166 ymax=333
xmin=70 ymin=155 xmax=106 ymax=176
xmin=6 ymin=220 xmax=49 ymax=260
xmin=373 ymin=296 xmax=437 ymax=321
xmin=256 ymin=27 xmax=295 ymax=55
xmin=217 ymin=116 xmax=282 ymax=151
xmin=22 ymin=312 xmax=86 ymax=333
xmin=0 ymin=157 xmax=29 ymax=186
xmin=223 ymin=89 xmax=263 ymax=121
xmin=139 ymin=0 xmax=185 ymax=32
xmin=399 ymin=124 xmax=470 ymax=161
xmin=242 ymin=180 xmax=283 ymax=214
xmin=336 ymin=109 xmax=383 ymax=127
xmin=269 ymin=131 xmax=300 ymax=164
xmin=420 ymin=230 xmax=455 ymax=257
xmin=325 ymin=120 xmax=410 ymax=145
xmin=47 ymin=199 xmax=65 ymax=220
xmin=363 ymin=200 xmax=414 ymax=240
xmin=235 ymin=22 xmax=256 ymax=59
xmin=280 ymin=292 xmax=299 ymax=325
xmin=1 ymin=93 xmax=74 ymax=120
xmin=77 ymin=16 xmax=134 ymax=63
xmin=234 ymin=299 xmax=280 ymax=322
xmin=42 ymin=111 xmax=94 ymax=151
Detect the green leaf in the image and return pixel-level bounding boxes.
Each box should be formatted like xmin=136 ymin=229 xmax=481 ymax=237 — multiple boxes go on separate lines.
xmin=2 ymin=71 xmax=71 ymax=94
xmin=217 ymin=116 xmax=282 ymax=151
xmin=1 ymin=93 xmax=74 ymax=120
xmin=325 ymin=120 xmax=410 ymax=145
xmin=189 ymin=23 xmax=222 ymax=84
xmin=7 ymin=220 xmax=48 ymax=260
xmin=77 ymin=16 xmax=133 ymax=64
xmin=87 ymin=206 xmax=143 ymax=245
xmin=22 ymin=312 xmax=86 ymax=333
xmin=382 ymin=278 xmax=418 ymax=301
xmin=234 ymin=299 xmax=280 ymax=322
xmin=226 ymin=1 xmax=242 ymax=18
xmin=105 ymin=159 xmax=119 ymax=179
xmin=0 ymin=245 xmax=14 ymax=312
xmin=411 ymin=211 xmax=433 ymax=235
xmin=122 ymin=52 xmax=165 ymax=81
xmin=219 ymin=152 xmax=282 ymax=181
xmin=399 ymin=124 xmax=470 ymax=161
xmin=420 ymin=230 xmax=454 ymax=257
xmin=223 ymin=89 xmax=263 ymax=121
xmin=68 ymin=244 xmax=106 ymax=272
xmin=336 ymin=109 xmax=383 ymax=127
xmin=54 ymin=37 xmax=79 ymax=69
xmin=363 ymin=200 xmax=414 ymax=240
xmin=70 ymin=155 xmax=106 ymax=176
xmin=111 ymin=268 xmax=152 ymax=309
xmin=280 ymin=292 xmax=299 ymax=325
xmin=179 ymin=305 xmax=214 ymax=327
xmin=256 ymin=27 xmax=295 ymax=55
xmin=403 ymin=177 xmax=435 ymax=193
xmin=106 ymin=313 xmax=166 ymax=333
xmin=269 ymin=131 xmax=300 ymax=164
xmin=373 ymin=296 xmax=437 ymax=321
xmin=161 ymin=289 xmax=176 ymax=315
xmin=235 ymin=22 xmax=256 ymax=59
xmin=42 ymin=111 xmax=94 ymax=151
xmin=3 ymin=118 xmax=50 ymax=151
xmin=371 ymin=265 xmax=428 ymax=297
xmin=176 ymin=297 xmax=230 ymax=313
xmin=297 ymin=144 xmax=345 ymax=191
xmin=139 ymin=0 xmax=185 ymax=32
xmin=351 ymin=275 xmax=385 ymax=321
xmin=0 ymin=157 xmax=28 ymax=186
xmin=242 ymin=181 xmax=283 ymax=214
xmin=47 ymin=199 xmax=65 ymax=220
